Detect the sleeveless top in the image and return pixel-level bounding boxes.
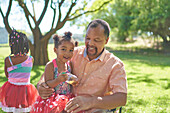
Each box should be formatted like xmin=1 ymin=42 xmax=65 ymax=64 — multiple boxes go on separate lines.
xmin=7 ymin=56 xmax=33 ymax=85
xmin=52 ymin=59 xmax=71 ymax=95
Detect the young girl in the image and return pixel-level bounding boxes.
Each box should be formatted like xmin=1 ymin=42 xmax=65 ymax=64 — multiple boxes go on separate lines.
xmin=31 ymin=32 xmax=78 ymax=113
xmin=0 ymin=29 xmax=39 ymax=112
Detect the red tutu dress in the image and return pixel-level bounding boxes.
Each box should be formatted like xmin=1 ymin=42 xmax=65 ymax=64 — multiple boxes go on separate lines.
xmin=0 ymin=56 xmax=39 ymax=112
xmin=31 ymin=59 xmax=74 ymax=113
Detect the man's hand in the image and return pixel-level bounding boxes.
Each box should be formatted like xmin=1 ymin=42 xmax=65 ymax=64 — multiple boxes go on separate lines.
xmin=38 ymin=82 xmax=54 ymax=99
xmin=65 ymin=96 xmax=94 ymax=113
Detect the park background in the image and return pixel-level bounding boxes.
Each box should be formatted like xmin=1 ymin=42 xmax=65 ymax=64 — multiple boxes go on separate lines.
xmin=0 ymin=0 xmax=170 ymax=113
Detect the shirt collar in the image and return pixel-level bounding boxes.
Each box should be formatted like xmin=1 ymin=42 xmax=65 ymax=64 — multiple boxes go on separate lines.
xmin=83 ymin=48 xmax=106 ymax=61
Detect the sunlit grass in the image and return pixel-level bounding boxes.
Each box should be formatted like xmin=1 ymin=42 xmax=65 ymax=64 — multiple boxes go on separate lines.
xmin=0 ymin=42 xmax=170 ymax=113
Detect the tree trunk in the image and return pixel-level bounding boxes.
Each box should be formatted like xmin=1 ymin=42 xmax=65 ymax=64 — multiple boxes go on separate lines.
xmin=31 ymin=28 xmax=49 ymax=65
xmin=160 ymin=35 xmax=168 ymax=43
xmin=40 ymin=39 xmax=49 ymax=65
xmin=162 ymin=41 xmax=170 ymax=54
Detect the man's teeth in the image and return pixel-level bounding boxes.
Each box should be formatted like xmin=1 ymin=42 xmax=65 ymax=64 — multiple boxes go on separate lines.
xmin=89 ymin=47 xmax=94 ymax=50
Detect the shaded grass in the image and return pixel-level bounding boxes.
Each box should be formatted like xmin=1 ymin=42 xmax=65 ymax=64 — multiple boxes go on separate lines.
xmin=0 ymin=42 xmax=170 ymax=113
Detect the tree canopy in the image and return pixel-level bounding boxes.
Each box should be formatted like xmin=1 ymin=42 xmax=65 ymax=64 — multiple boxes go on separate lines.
xmin=78 ymin=0 xmax=170 ymax=44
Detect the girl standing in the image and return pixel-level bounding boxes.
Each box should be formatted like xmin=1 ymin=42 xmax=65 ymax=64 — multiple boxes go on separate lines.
xmin=0 ymin=29 xmax=39 ymax=112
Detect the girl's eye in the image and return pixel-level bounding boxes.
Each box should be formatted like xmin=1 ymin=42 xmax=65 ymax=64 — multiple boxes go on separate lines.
xmin=70 ymin=49 xmax=73 ymax=52
xmin=61 ymin=49 xmax=66 ymax=51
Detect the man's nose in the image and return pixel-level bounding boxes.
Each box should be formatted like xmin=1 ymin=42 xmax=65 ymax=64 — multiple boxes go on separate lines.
xmin=88 ymin=40 xmax=94 ymax=46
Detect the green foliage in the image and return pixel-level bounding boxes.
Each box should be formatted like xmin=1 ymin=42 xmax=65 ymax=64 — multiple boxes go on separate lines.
xmin=130 ymin=0 xmax=170 ymax=43
xmin=76 ymin=0 xmax=170 ymax=45
xmin=80 ymin=0 xmax=136 ymax=42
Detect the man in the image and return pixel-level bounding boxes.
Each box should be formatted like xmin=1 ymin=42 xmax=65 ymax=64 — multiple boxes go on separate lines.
xmin=38 ymin=19 xmax=127 ymax=113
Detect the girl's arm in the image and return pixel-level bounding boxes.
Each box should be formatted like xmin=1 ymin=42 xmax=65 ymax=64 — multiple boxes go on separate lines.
xmin=45 ymin=62 xmax=68 ymax=88
xmin=4 ymin=57 xmax=9 ymax=78
xmin=32 ymin=56 xmax=34 ymax=63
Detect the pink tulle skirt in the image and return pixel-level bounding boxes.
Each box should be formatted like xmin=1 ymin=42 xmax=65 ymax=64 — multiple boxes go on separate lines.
xmin=0 ymin=81 xmax=39 ymax=112
xmin=31 ymin=93 xmax=74 ymax=113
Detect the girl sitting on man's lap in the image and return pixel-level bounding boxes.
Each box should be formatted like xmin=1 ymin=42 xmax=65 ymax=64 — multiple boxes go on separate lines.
xmin=31 ymin=32 xmax=78 ymax=113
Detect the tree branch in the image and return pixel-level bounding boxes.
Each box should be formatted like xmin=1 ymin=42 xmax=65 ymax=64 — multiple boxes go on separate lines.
xmin=0 ymin=7 xmax=5 ymax=19
xmin=68 ymin=1 xmax=110 ymax=21
xmin=43 ymin=0 xmax=66 ymax=42
xmin=37 ymin=0 xmax=49 ymax=26
xmin=50 ymin=0 xmax=57 ymax=29
xmin=70 ymin=1 xmax=87 ymax=17
xmin=17 ymin=0 xmax=34 ymax=31
xmin=6 ymin=0 xmax=12 ymax=18
xmin=59 ymin=0 xmax=77 ymax=28
xmin=59 ymin=0 xmax=65 ymax=5
xmin=64 ymin=0 xmax=77 ymax=20
xmin=55 ymin=0 xmax=65 ymax=29
xmin=31 ymin=1 xmax=36 ymax=22
xmin=70 ymin=7 xmax=84 ymax=17
xmin=41 ymin=29 xmax=56 ymax=42
xmin=1 ymin=0 xmax=13 ymax=33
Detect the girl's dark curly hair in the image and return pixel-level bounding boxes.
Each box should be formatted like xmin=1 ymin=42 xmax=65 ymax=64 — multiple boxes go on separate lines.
xmin=53 ymin=31 xmax=78 ymax=48
xmin=9 ymin=29 xmax=29 ymax=56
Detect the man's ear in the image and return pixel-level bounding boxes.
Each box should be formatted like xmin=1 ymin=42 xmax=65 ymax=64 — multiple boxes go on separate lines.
xmin=105 ymin=37 xmax=109 ymax=44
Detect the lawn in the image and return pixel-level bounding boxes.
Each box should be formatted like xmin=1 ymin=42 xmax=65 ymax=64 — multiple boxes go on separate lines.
xmin=0 ymin=41 xmax=170 ymax=113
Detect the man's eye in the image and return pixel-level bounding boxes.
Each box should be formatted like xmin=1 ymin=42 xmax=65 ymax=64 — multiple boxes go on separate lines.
xmin=94 ymin=39 xmax=100 ymax=42
xmin=62 ymin=49 xmax=66 ymax=51
xmin=86 ymin=38 xmax=90 ymax=40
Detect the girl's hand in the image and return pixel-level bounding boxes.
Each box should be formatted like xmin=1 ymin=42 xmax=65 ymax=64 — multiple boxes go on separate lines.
xmin=66 ymin=73 xmax=79 ymax=86
xmin=57 ymin=71 xmax=68 ymax=83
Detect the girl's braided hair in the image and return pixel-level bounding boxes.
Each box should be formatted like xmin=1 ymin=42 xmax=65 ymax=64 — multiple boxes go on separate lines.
xmin=53 ymin=31 xmax=78 ymax=48
xmin=9 ymin=29 xmax=29 ymax=56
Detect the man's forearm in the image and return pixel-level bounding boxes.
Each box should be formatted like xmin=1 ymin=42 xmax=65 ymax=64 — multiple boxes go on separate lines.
xmin=91 ymin=92 xmax=127 ymax=109
xmin=65 ymin=92 xmax=127 ymax=113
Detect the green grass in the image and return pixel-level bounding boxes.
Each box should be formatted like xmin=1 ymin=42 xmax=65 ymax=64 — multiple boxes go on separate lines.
xmin=0 ymin=42 xmax=170 ymax=113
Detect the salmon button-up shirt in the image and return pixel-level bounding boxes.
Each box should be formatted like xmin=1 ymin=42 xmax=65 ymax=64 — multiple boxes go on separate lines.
xmin=71 ymin=46 xmax=127 ymax=97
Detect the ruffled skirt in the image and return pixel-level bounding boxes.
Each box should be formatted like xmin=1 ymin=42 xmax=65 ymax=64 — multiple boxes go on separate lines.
xmin=31 ymin=93 xmax=74 ymax=113
xmin=0 ymin=81 xmax=39 ymax=112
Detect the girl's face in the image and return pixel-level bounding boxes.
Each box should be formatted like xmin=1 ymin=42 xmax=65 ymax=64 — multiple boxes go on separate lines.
xmin=54 ymin=41 xmax=74 ymax=63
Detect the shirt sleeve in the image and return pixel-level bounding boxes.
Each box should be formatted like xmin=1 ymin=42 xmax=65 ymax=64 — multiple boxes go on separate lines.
xmin=109 ymin=62 xmax=127 ymax=94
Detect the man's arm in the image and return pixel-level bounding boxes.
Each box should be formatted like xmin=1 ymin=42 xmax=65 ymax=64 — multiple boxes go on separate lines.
xmin=37 ymin=73 xmax=54 ymax=99
xmin=65 ymin=92 xmax=127 ymax=113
